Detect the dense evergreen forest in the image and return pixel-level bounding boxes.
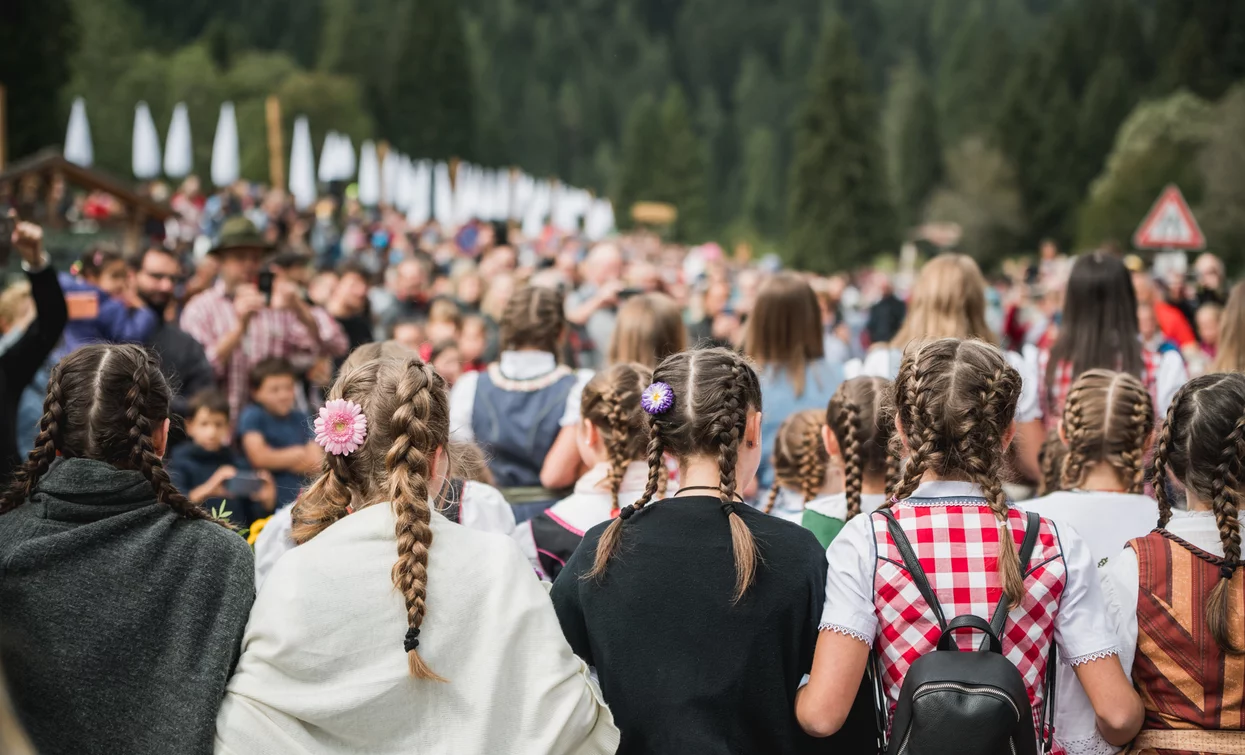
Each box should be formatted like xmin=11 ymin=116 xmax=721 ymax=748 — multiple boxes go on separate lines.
xmin=2 ymin=0 xmax=1244 ymax=268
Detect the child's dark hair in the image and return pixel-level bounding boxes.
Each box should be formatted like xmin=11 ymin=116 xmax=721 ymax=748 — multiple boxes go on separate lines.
xmin=885 ymin=338 xmax=1025 ymax=608
xmin=1151 ymin=372 xmax=1245 ymax=655
xmin=1060 ymin=369 xmax=1154 ymax=494
xmin=1 ymin=344 xmax=216 ymax=524
xmin=582 ymin=363 xmax=661 ymax=515
xmin=188 ymin=389 xmax=230 ymax=421
xmin=587 ymin=347 xmax=763 ymax=602
xmin=765 ymin=409 xmax=827 ymax=514
xmin=291 ymin=355 xmax=452 ymax=679
xmin=500 ymin=285 xmax=565 ymax=355
xmin=249 ymin=357 xmax=298 ymax=392
xmin=827 ymin=376 xmax=896 ymax=519
xmin=77 ymin=244 xmax=125 ymax=279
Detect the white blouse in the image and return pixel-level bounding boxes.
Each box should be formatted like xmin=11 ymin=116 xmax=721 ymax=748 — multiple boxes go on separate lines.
xmin=253 ymin=481 xmax=516 ymax=589
xmin=766 ymin=487 xmax=813 ymax=524
xmin=448 ymin=350 xmax=594 ymax=443
xmin=217 ymin=503 xmax=619 ymax=754
xmin=819 ymin=481 xmax=1121 ymax=749
xmin=850 ymin=345 xmax=1043 ymax=425
xmin=513 ymin=461 xmax=657 ymax=578
xmin=1021 ymin=490 xmax=1159 ymax=755
xmin=802 ymin=491 xmax=886 ymax=522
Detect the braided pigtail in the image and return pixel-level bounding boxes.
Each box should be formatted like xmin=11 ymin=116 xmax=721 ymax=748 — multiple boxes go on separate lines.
xmin=798 ymin=422 xmax=824 ymax=503
xmin=600 ymin=388 xmax=627 ymax=516
xmin=976 ymin=362 xmax=1025 ymax=610
xmin=1116 ymin=382 xmax=1155 ymax=495
xmin=1206 ymin=415 xmax=1245 ymax=655
xmin=291 ymin=453 xmax=355 ymax=544
xmin=125 ymin=357 xmax=211 ymax=522
xmin=717 ymin=361 xmax=757 ymax=603
xmin=887 ymin=352 xmax=936 ymax=507
xmin=385 ymin=360 xmax=447 ymax=681
xmin=1038 ymin=431 xmax=1066 ymax=496
xmin=1152 ymin=392 xmax=1181 ymax=528
xmin=1059 ymin=380 xmax=1090 ymax=490
xmin=764 ymin=485 xmax=781 ymax=514
xmin=840 ymin=398 xmax=864 ymax=518
xmin=1 ymin=366 xmax=65 ymax=513
xmin=587 ymin=414 xmax=664 ymax=582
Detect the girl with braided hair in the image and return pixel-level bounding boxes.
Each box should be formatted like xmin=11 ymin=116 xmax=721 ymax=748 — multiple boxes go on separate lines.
xmin=764 ymin=409 xmax=833 ymax=524
xmin=1022 ymin=370 xmax=1158 ymax=754
xmin=551 ymin=347 xmax=836 ymax=754
xmin=801 ymin=376 xmax=894 ymax=548
xmin=1026 ymin=369 xmax=1158 ymax=562
xmin=0 ymin=344 xmax=254 ymax=755
xmin=798 ymin=338 xmax=1144 ymax=752
xmin=514 ymin=363 xmax=668 ymax=580
xmin=449 ymin=284 xmax=594 ymax=520
xmin=1098 ymin=373 xmax=1245 ymax=755
xmin=217 ymin=353 xmax=618 ymax=754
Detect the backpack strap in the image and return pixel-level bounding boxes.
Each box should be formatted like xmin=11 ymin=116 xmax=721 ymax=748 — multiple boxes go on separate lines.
xmin=878 ymin=509 xmax=947 ymax=631
xmin=986 ymin=511 xmax=1043 ymax=643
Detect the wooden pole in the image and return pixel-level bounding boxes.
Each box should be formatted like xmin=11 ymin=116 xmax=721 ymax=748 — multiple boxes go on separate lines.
xmin=265 ymin=96 xmax=284 ymax=190
xmin=0 ymin=83 xmax=7 ymax=171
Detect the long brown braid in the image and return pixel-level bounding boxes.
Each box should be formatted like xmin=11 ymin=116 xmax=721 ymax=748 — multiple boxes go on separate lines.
xmin=1037 ymin=431 xmax=1067 ymax=496
xmin=580 ymin=364 xmax=655 ymax=515
xmin=587 ymin=347 xmax=763 ymax=602
xmin=1149 ymin=373 xmax=1245 ymax=654
xmin=827 ymin=377 xmax=894 ymax=519
xmin=292 ymin=355 xmax=452 ymax=677
xmin=765 ymin=410 xmax=827 ymax=513
xmin=885 ymin=339 xmax=1026 ymax=608
xmin=2 ymin=345 xmax=214 ymax=521
xmin=1058 ymin=369 xmax=1154 ymax=494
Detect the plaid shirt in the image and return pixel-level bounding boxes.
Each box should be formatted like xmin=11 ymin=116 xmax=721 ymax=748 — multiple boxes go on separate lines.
xmin=872 ymin=501 xmax=1068 ymax=752
xmin=1038 ymin=348 xmax=1161 ymax=431
xmin=181 ymin=281 xmax=348 ymax=419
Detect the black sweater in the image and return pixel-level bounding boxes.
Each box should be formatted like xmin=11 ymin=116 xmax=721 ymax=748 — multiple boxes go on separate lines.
xmin=0 ymin=458 xmax=255 ymax=755
xmin=0 ymin=265 xmax=67 ymax=482
xmin=551 ymin=495 xmax=838 ymax=754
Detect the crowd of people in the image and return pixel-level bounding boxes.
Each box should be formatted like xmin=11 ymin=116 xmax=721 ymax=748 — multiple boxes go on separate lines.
xmin=0 ymin=181 xmax=1243 ymax=755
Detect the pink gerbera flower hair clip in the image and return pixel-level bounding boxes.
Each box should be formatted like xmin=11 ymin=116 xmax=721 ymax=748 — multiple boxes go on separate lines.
xmin=315 ymin=399 xmax=368 ymax=456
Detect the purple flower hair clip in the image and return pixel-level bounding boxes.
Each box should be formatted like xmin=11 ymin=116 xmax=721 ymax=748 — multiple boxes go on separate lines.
xmin=641 ymin=382 xmax=674 ymax=415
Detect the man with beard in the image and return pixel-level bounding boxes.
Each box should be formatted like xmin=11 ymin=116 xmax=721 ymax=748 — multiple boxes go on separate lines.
xmin=129 ymin=246 xmax=215 ymax=428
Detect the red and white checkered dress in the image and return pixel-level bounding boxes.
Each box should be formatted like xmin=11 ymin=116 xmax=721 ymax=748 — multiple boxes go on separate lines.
xmin=872 ymin=502 xmax=1066 ymax=751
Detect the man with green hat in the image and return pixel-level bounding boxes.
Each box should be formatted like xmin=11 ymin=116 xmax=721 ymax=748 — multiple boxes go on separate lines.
xmin=180 ymin=217 xmax=348 ymax=420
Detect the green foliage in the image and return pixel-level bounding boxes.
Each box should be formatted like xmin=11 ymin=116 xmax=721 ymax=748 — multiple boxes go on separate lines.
xmin=1077 ymin=91 xmax=1215 ymax=249
xmin=1199 ymin=86 xmax=1245 ymax=260
xmin=924 ymin=137 xmax=1024 ymax=265
xmin=0 ymin=0 xmax=78 ymax=160
xmin=787 ymin=15 xmax=896 ymax=272
xmin=883 ymin=60 xmax=943 ymax=231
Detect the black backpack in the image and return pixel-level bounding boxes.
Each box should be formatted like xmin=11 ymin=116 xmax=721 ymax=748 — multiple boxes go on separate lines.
xmin=872 ymin=509 xmax=1057 ymax=755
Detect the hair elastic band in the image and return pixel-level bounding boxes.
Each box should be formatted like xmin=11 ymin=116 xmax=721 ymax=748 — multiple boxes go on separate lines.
xmin=404 ymin=626 xmax=421 ymax=653
xmin=641 ymin=382 xmax=674 ymax=415
xmin=720 ymin=501 xmax=736 ymax=517
xmin=1220 ymin=564 xmax=1237 ymax=581
xmin=618 ymin=505 xmax=637 ymax=521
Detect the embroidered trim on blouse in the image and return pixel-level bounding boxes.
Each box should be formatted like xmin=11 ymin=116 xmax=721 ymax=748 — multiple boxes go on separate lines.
xmin=901 ymin=496 xmax=1019 ymax=508
xmin=485 ymin=363 xmax=574 ymax=392
xmin=1065 ymin=648 xmax=1119 ymax=666
xmin=818 ymin=623 xmax=873 ymax=646
xmin=1058 ymin=734 xmax=1118 ymax=755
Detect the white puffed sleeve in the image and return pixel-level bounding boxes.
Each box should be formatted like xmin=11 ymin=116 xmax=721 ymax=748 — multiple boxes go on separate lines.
xmin=818 ymin=512 xmax=879 ymax=646
xmin=1101 ymin=548 xmax=1140 ymax=680
xmin=1155 ymin=351 xmax=1188 ymax=418
xmin=1051 ymin=522 xmax=1121 ymax=666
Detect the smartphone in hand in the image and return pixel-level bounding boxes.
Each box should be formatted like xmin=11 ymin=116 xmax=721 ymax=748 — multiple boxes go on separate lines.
xmin=257 ymin=270 xmax=275 ymax=306
xmin=224 ymin=472 xmax=267 ymax=498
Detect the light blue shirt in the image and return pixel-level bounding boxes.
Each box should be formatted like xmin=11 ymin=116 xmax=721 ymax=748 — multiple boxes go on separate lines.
xmin=756 ymin=358 xmax=844 ymax=493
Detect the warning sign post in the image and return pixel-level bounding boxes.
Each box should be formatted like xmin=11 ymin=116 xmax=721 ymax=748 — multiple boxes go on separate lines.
xmin=1133 ymin=184 xmax=1205 ymax=251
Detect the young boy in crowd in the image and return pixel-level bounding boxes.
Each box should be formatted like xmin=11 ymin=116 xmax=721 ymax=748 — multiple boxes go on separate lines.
xmin=238 ymin=358 xmax=323 ymax=508
xmin=168 ymin=390 xmax=275 ymax=527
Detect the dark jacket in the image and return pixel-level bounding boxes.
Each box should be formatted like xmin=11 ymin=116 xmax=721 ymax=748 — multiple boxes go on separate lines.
xmin=0 ymin=458 xmax=255 ymax=755
xmin=0 ymin=265 xmax=68 ymax=482
xmin=146 ymin=313 xmax=215 ymax=424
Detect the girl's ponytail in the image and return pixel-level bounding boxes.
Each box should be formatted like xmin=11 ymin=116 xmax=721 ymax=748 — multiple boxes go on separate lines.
xmin=1205 ymin=415 xmax=1244 ymax=654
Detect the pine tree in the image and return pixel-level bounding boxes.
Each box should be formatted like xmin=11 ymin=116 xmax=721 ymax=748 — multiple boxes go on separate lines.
xmin=937 ymin=14 xmax=1012 ymax=145
xmin=392 ymin=0 xmax=474 ymax=158
xmin=884 ymin=60 xmax=943 ymax=232
xmin=0 ymin=0 xmax=77 ymax=160
xmin=786 ymin=14 xmax=895 ymax=272
xmin=1075 ymin=55 xmax=1137 ymax=192
xmin=655 ymin=85 xmax=709 ymax=243
xmin=614 ymin=93 xmax=663 ymax=228
xmin=741 ymin=127 xmax=780 ymax=237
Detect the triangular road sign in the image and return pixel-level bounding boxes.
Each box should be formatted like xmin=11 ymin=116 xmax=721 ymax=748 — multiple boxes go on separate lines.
xmin=1133 ymin=184 xmax=1205 ymax=251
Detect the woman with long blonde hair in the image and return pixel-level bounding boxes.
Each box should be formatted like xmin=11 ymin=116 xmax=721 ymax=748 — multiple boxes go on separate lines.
xmin=1212 ymin=281 xmax=1245 ymax=373
xmin=857 ymin=253 xmax=1045 ymax=483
